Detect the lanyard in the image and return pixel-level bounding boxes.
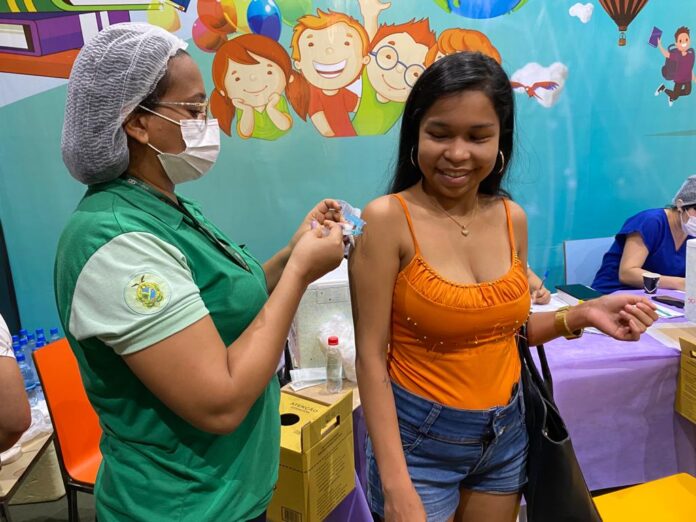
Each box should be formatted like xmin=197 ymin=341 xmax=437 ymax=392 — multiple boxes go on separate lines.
xmin=121 ymin=175 xmax=251 ymax=272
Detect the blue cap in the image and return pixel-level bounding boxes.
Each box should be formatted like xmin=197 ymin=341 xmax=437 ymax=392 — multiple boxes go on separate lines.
xmin=36 ymin=328 xmax=45 ymax=335
xmin=50 ymin=327 xmax=59 ymax=335
xmin=35 ymin=340 xmax=45 ymax=348
xmin=12 ymin=340 xmax=20 ymax=351
xmin=19 ymin=337 xmax=27 ymax=346
xmin=28 ymin=333 xmax=35 ymax=341
xmin=19 ymin=328 xmax=28 ymax=336
xmin=12 ymin=334 xmax=19 ymax=343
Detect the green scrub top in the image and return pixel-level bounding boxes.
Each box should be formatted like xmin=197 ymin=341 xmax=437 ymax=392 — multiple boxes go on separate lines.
xmin=54 ymin=178 xmax=280 ymax=521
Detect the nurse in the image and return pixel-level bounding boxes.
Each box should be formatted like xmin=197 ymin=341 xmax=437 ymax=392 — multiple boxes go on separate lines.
xmin=55 ymin=23 xmax=345 ymax=522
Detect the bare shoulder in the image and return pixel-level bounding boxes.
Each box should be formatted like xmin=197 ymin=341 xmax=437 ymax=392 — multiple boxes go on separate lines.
xmin=504 ymin=199 xmax=527 ymax=223
xmin=355 ymin=194 xmax=409 ymax=257
xmin=362 ymin=194 xmax=404 ymax=223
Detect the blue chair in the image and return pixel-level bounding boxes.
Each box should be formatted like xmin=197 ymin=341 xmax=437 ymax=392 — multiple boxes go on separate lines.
xmin=563 ymin=236 xmax=614 ymax=286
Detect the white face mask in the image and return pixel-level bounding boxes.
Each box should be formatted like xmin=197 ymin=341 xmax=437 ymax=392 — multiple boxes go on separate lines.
xmin=138 ymin=105 xmax=220 ymax=184
xmin=681 ymin=210 xmax=696 ymax=237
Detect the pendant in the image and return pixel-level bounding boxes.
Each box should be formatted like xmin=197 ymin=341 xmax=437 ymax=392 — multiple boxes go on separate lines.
xmin=461 ymin=228 xmax=469 ymax=237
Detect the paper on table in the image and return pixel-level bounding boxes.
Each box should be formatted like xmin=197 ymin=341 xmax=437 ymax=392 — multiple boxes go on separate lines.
xmin=531 ymin=294 xmax=568 ymax=313
xmin=646 ymin=322 xmax=696 ymax=350
xmin=652 ymin=302 xmax=684 ymax=319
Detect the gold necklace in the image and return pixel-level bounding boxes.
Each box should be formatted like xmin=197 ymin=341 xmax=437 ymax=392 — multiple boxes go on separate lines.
xmin=432 ymin=198 xmax=479 ymax=237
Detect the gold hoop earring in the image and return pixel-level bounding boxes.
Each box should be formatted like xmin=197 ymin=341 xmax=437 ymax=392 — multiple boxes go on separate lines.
xmin=410 ymin=146 xmax=418 ymax=168
xmin=498 ymin=150 xmax=506 ymax=174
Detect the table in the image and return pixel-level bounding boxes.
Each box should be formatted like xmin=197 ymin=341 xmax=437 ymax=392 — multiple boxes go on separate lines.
xmin=541 ymin=289 xmax=696 ymax=491
xmin=0 ymin=433 xmax=58 ymax=522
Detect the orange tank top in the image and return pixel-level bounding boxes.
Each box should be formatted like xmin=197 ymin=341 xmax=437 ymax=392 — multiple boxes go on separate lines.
xmin=388 ymin=195 xmax=531 ymax=409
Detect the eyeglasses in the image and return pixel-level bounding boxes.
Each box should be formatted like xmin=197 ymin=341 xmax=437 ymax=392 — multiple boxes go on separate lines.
xmin=370 ymin=45 xmax=425 ymax=88
xmin=155 ymin=99 xmax=210 ymax=121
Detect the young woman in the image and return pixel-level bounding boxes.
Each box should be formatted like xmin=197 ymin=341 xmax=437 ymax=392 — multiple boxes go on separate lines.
xmin=349 ymin=52 xmax=657 ymax=522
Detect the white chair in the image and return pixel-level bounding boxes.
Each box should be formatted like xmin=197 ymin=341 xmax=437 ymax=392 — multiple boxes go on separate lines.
xmin=563 ymin=236 xmax=614 ymax=286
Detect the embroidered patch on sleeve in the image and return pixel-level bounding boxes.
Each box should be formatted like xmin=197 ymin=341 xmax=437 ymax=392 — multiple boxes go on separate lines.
xmin=124 ymin=273 xmax=171 ymax=315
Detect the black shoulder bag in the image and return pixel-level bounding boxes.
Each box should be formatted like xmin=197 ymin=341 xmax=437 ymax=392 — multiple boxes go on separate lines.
xmin=518 ymin=325 xmax=603 ymax=522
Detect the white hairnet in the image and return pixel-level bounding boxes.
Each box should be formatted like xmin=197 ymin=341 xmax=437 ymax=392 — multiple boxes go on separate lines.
xmin=673 ymin=175 xmax=696 ymax=207
xmin=61 ymin=23 xmax=187 ymax=185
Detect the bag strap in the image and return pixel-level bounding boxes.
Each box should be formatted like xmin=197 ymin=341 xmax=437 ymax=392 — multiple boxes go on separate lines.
xmin=518 ymin=324 xmax=554 ymax=398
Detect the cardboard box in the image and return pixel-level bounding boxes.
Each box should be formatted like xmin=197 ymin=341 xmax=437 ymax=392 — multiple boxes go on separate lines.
xmin=288 ymin=259 xmax=353 ymax=368
xmin=268 ymin=390 xmax=355 ymax=522
xmin=677 ymin=337 xmax=696 ymax=424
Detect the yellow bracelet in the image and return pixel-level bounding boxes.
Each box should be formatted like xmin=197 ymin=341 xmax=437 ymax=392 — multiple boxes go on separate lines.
xmin=554 ymin=306 xmax=584 ymax=340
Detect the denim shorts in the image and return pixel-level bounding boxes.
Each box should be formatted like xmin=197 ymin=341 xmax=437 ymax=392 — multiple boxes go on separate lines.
xmin=367 ymin=381 xmax=528 ymax=522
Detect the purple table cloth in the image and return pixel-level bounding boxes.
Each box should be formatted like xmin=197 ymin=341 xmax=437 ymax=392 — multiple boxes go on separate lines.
xmin=326 ymin=289 xmax=696 ymax=520
xmin=539 ymin=289 xmax=696 ymax=491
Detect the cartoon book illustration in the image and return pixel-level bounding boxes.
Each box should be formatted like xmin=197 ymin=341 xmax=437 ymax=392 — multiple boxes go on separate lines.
xmin=0 ymin=0 xmax=160 ymax=14
xmin=0 ymin=11 xmax=129 ymax=55
xmin=0 ymin=47 xmax=78 ymax=76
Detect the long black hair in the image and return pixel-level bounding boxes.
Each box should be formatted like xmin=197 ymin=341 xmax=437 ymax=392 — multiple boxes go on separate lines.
xmin=389 ymin=51 xmax=514 ymax=197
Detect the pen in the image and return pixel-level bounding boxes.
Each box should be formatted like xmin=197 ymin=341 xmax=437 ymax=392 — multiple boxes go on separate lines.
xmin=536 ymin=270 xmax=549 ymax=295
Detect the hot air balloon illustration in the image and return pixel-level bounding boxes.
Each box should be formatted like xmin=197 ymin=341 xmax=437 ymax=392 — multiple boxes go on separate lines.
xmin=598 ymin=0 xmax=649 ymax=46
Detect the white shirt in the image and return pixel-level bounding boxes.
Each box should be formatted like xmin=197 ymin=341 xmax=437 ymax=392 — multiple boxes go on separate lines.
xmin=0 ymin=314 xmax=14 ymax=359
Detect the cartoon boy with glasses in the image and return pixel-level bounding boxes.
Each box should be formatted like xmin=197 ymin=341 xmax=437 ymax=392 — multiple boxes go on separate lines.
xmin=352 ymin=0 xmax=435 ymax=136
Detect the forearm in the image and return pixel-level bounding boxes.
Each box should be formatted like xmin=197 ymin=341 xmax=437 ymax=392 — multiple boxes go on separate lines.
xmin=263 ymin=245 xmax=292 ymax=293
xmin=527 ymin=306 xmax=589 ymax=346
xmin=356 ymin=353 xmax=412 ymax=492
xmin=238 ymin=111 xmax=254 ymax=138
xmin=267 ymin=106 xmax=292 ymax=131
xmin=618 ymin=267 xmax=649 ymax=289
xmin=659 ymin=275 xmax=685 ymax=290
xmin=224 ymin=267 xmax=306 ymax=417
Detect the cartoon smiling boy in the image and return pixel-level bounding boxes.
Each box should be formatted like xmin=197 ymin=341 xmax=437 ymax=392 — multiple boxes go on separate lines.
xmin=291 ymin=9 xmax=370 ymax=137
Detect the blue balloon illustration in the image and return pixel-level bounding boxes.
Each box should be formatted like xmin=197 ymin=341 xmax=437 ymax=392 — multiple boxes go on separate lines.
xmin=447 ymin=0 xmax=525 ymax=19
xmin=247 ymin=0 xmax=282 ymax=41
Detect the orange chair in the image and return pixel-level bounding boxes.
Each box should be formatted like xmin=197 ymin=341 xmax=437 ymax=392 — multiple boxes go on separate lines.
xmin=33 ymin=338 xmax=102 ymax=522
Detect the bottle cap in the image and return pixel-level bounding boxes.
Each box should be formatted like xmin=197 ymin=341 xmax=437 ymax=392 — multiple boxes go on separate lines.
xmin=328 ymin=336 xmax=339 ymax=345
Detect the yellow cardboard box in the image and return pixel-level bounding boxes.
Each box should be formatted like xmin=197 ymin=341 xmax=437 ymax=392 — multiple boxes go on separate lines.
xmin=268 ymin=390 xmax=355 ymax=522
xmin=676 ymin=337 xmax=696 ymax=424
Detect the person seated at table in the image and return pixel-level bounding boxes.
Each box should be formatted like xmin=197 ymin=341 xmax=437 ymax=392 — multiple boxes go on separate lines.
xmin=0 ymin=313 xmax=31 ymax=453
xmin=527 ymin=266 xmax=551 ymax=304
xmin=592 ymin=175 xmax=696 ymax=294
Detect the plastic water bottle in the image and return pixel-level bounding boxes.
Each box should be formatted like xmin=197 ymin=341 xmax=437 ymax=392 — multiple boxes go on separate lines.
xmin=27 ymin=333 xmax=37 ymax=352
xmin=15 ymin=348 xmax=39 ymax=406
xmin=325 ymin=336 xmax=343 ymax=393
xmin=49 ymin=328 xmax=61 ymax=343
xmin=36 ymin=328 xmax=47 ymax=346
xmin=18 ymin=337 xmax=39 ymax=383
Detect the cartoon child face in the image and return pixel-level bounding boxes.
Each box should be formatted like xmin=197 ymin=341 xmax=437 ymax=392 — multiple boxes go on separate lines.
xmin=224 ymin=52 xmax=287 ymax=108
xmin=366 ymin=33 xmax=429 ymax=103
xmin=294 ymin=22 xmax=369 ymax=91
xmin=677 ymin=32 xmax=691 ymax=51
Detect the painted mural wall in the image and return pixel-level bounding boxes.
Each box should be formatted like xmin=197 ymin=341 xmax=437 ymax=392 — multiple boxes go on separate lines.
xmin=0 ymin=0 xmax=694 ymax=331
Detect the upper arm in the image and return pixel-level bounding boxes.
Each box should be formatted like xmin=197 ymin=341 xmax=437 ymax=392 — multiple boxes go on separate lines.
xmin=349 ymin=196 xmax=402 ymax=361
xmin=0 ymin=357 xmax=31 ymax=449
xmin=620 ymin=233 xmax=650 ymax=272
xmin=68 ymin=233 xmax=243 ymax=433
xmin=123 ymin=315 xmax=241 ymax=434
xmin=507 ymin=200 xmax=529 ymax=267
